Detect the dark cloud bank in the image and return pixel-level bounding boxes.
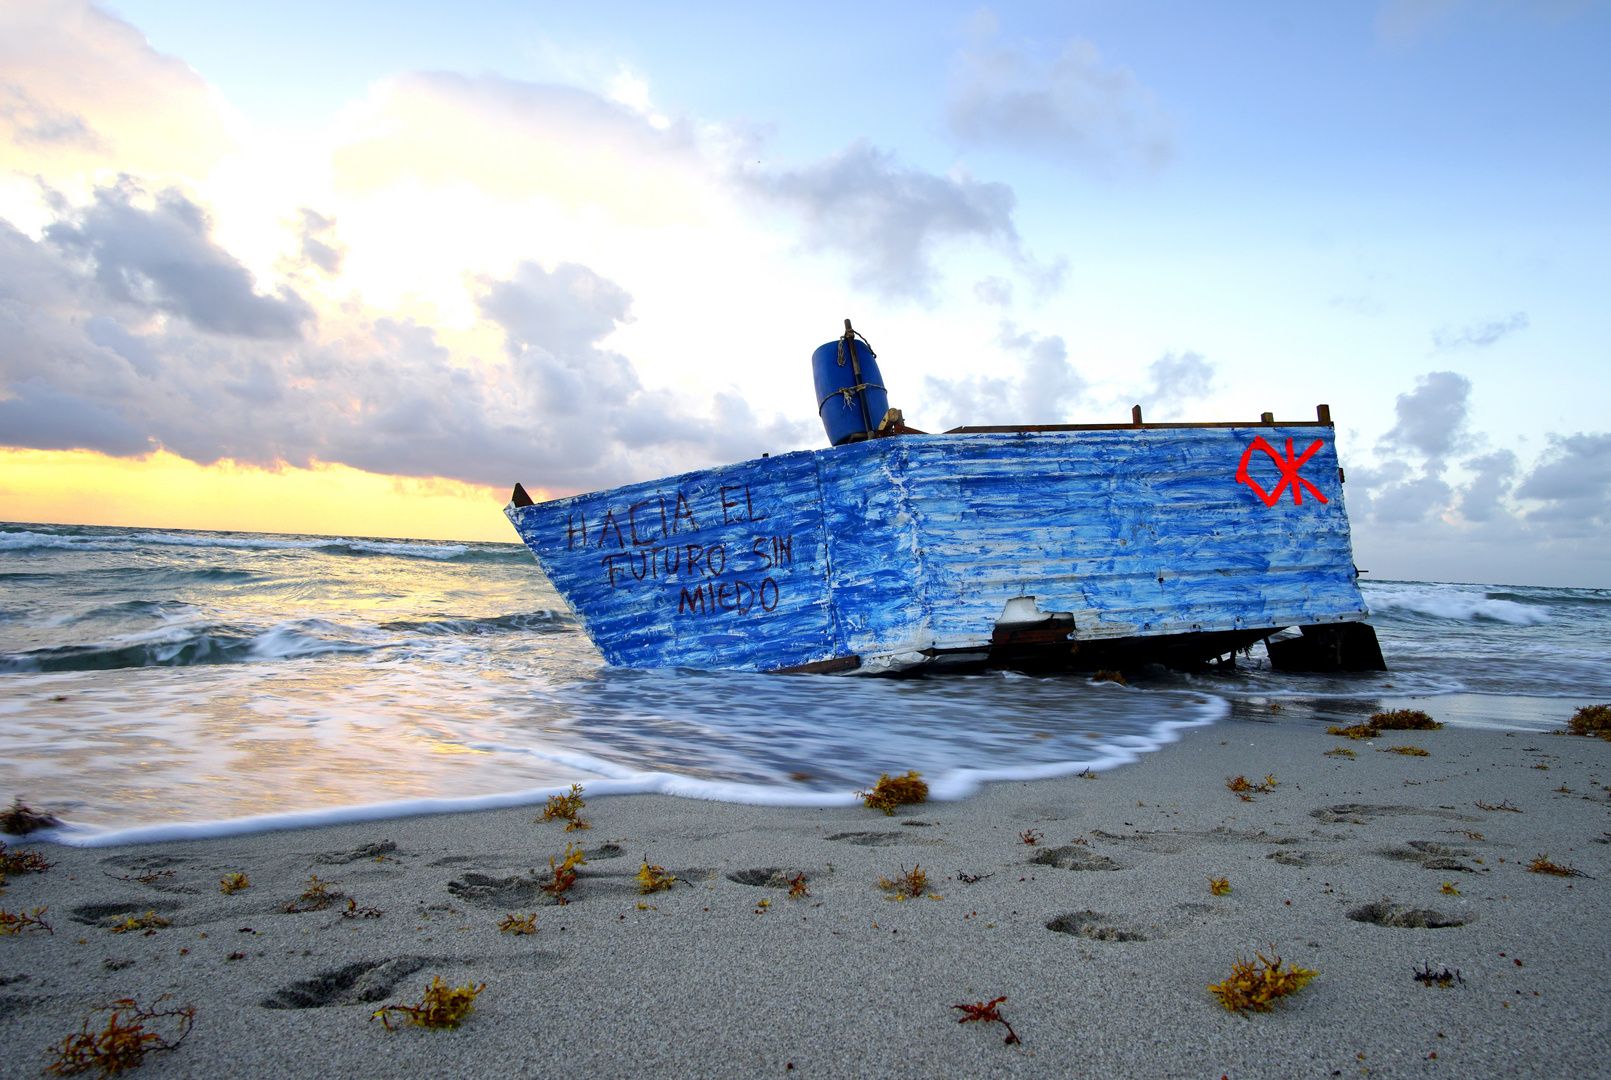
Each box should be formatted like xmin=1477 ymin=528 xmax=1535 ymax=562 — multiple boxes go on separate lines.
xmin=0 ymin=181 xmax=801 ymax=494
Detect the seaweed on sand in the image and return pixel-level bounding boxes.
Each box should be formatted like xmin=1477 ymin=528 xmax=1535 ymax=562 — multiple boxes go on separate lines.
xmin=45 ymin=997 xmax=195 ymax=1076
xmin=1207 ymin=949 xmax=1318 ymax=1016
xmin=219 ymin=874 xmax=249 ymax=894
xmin=1413 ymin=963 xmax=1463 ymax=988
xmin=951 ymin=996 xmax=1020 ymax=1045
xmin=107 ymin=912 xmax=168 ymax=935
xmin=1564 ymin=704 xmax=1611 ymax=740
xmin=1208 ymin=877 xmax=1231 ymax=896
xmin=1019 ymin=830 xmax=1043 ymax=846
xmin=1379 ymin=746 xmax=1430 ymax=756
xmin=878 ymin=864 xmax=930 ymax=900
xmin=1370 ymin=710 xmax=1442 ymax=731
xmin=636 ymin=861 xmax=676 ymax=894
xmin=1526 ymin=854 xmax=1586 ymax=878
xmin=283 ymin=876 xmax=342 ymax=913
xmin=856 ymin=772 xmax=928 ymax=815
xmin=1226 ymin=775 xmax=1278 ymax=802
xmin=372 ymin=977 xmax=484 ymax=1031
xmin=541 ymin=843 xmax=587 ymax=902
xmin=498 ymin=913 xmax=537 ymax=935
xmin=538 ymin=784 xmax=589 ymax=830
xmin=0 ymin=843 xmax=52 ymax=875
xmin=340 ymin=899 xmax=383 ymax=919
xmin=0 ymin=906 xmax=52 ymax=935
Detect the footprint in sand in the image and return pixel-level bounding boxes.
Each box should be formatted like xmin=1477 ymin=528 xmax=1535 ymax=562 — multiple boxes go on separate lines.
xmin=726 ymin=868 xmax=817 ymax=888
xmin=1045 ymin=910 xmax=1150 ymax=941
xmin=1346 ymin=901 xmax=1468 ymax=929
xmin=825 ymin=830 xmax=940 ymax=847
xmin=1033 ymin=846 xmax=1122 ymax=871
xmin=260 ymin=956 xmax=426 ymax=1009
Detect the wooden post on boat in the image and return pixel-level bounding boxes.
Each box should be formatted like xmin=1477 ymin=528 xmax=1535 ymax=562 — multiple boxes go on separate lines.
xmin=842 ymin=319 xmax=876 ymax=439
xmin=1131 ymin=405 xmax=1143 ymax=427
xmin=1317 ymin=404 xmax=1332 ymax=425
xmin=1261 ymin=412 xmax=1275 ymax=425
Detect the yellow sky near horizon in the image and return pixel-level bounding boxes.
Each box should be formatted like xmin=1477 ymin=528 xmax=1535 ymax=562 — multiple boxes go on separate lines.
xmin=0 ymin=449 xmax=535 ymax=543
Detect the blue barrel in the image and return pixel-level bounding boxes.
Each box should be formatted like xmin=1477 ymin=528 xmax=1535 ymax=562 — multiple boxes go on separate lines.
xmin=811 ymin=337 xmax=889 ymax=446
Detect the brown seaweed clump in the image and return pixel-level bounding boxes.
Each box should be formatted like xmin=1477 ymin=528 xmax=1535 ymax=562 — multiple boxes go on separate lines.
xmin=1207 ymin=949 xmax=1318 ymax=1015
xmin=1331 ymin=710 xmax=1442 ymax=741
xmin=1369 ymin=709 xmax=1442 ymax=731
xmin=498 ymin=913 xmax=537 ymax=935
xmin=542 ymin=843 xmax=587 ymax=901
xmin=108 ymin=912 xmax=169 ymax=935
xmin=0 ymin=907 xmax=52 ymax=935
xmin=0 ymin=842 xmax=52 ymax=875
xmin=856 ymin=771 xmax=928 ymax=815
xmin=878 ymin=864 xmax=930 ymax=900
xmin=1208 ymin=877 xmax=1232 ymax=896
xmin=0 ymin=799 xmax=59 ymax=836
xmin=1565 ymin=704 xmax=1611 ymax=740
xmin=952 ymin=996 xmax=1020 ymax=1046
xmin=1379 ymin=746 xmax=1430 ymax=756
xmin=1090 ymin=669 xmax=1128 ymax=686
xmin=636 ymin=861 xmax=676 ymax=894
xmin=1526 ymin=854 xmax=1586 ymax=878
xmin=372 ymin=977 xmax=484 ymax=1031
xmin=538 ymin=784 xmax=589 ymax=830
xmin=45 ymin=997 xmax=194 ymax=1076
xmin=219 ymin=873 xmax=249 ymax=894
xmin=1226 ymin=775 xmax=1278 ymax=801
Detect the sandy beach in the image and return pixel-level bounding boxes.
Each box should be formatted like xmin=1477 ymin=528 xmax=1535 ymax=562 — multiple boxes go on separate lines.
xmin=2 ymin=711 xmax=1608 ymax=1080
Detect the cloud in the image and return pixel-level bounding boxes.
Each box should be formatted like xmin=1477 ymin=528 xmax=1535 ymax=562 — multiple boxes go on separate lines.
xmin=1457 ymin=449 xmax=1518 ymax=522
xmin=1514 ymin=432 xmax=1611 ymax=530
xmin=947 ymin=19 xmax=1172 ymax=170
xmin=332 ymin=72 xmax=703 ymax=224
xmin=919 ymin=322 xmax=1086 ymax=428
xmin=293 ymin=208 xmax=347 ymax=276
xmin=0 ymin=0 xmax=232 ymax=180
xmin=1379 ymin=370 xmax=1471 ymax=461
xmin=741 ymin=138 xmax=1056 ymax=304
xmin=1344 ymin=370 xmax=1611 ymax=584
xmin=1432 ymin=311 xmax=1528 ymax=350
xmin=973 ymin=275 xmax=1014 ymax=307
xmin=1136 ymin=350 xmax=1215 ymax=420
xmin=44 ymin=181 xmax=314 ymax=340
xmin=0 ymin=195 xmax=807 ymax=493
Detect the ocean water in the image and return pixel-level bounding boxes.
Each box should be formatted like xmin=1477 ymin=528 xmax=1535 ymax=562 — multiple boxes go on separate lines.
xmin=1 ymin=521 xmax=1607 ymax=846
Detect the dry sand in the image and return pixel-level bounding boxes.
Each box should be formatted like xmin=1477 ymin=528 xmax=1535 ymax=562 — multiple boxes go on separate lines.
xmin=2 ymin=712 xmax=1609 ymax=1079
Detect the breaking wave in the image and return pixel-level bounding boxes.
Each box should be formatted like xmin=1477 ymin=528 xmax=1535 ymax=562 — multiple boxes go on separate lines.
xmin=1365 ymin=582 xmax=1552 ymax=625
xmin=0 ymin=528 xmax=528 ymax=562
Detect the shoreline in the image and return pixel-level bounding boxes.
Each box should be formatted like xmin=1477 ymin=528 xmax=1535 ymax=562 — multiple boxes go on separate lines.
xmin=2 ymin=714 xmax=1608 ymax=1078
xmin=20 ymin=690 xmax=1584 ymax=848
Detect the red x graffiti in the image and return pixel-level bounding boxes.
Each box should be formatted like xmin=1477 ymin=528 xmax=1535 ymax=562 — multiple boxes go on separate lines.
xmin=1235 ymin=436 xmax=1329 ymax=507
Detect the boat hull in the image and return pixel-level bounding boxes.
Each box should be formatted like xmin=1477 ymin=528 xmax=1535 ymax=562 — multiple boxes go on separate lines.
xmin=505 ymin=426 xmax=1371 ymax=674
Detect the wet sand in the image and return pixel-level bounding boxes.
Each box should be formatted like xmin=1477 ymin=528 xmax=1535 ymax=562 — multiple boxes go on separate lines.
xmin=2 ymin=713 xmax=1608 ymax=1079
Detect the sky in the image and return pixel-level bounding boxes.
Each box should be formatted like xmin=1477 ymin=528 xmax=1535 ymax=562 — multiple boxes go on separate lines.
xmin=0 ymin=0 xmax=1607 ymax=586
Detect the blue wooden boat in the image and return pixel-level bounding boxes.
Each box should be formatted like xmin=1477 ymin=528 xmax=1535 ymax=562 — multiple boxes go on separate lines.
xmin=505 ymin=323 xmax=1383 ymax=676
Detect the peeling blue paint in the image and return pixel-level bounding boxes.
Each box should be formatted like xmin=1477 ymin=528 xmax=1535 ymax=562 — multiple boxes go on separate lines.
xmin=504 ymin=427 xmax=1366 ymax=672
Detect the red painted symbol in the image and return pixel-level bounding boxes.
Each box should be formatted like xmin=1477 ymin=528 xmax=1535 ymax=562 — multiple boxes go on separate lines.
xmin=1236 ymin=436 xmax=1329 ymax=507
